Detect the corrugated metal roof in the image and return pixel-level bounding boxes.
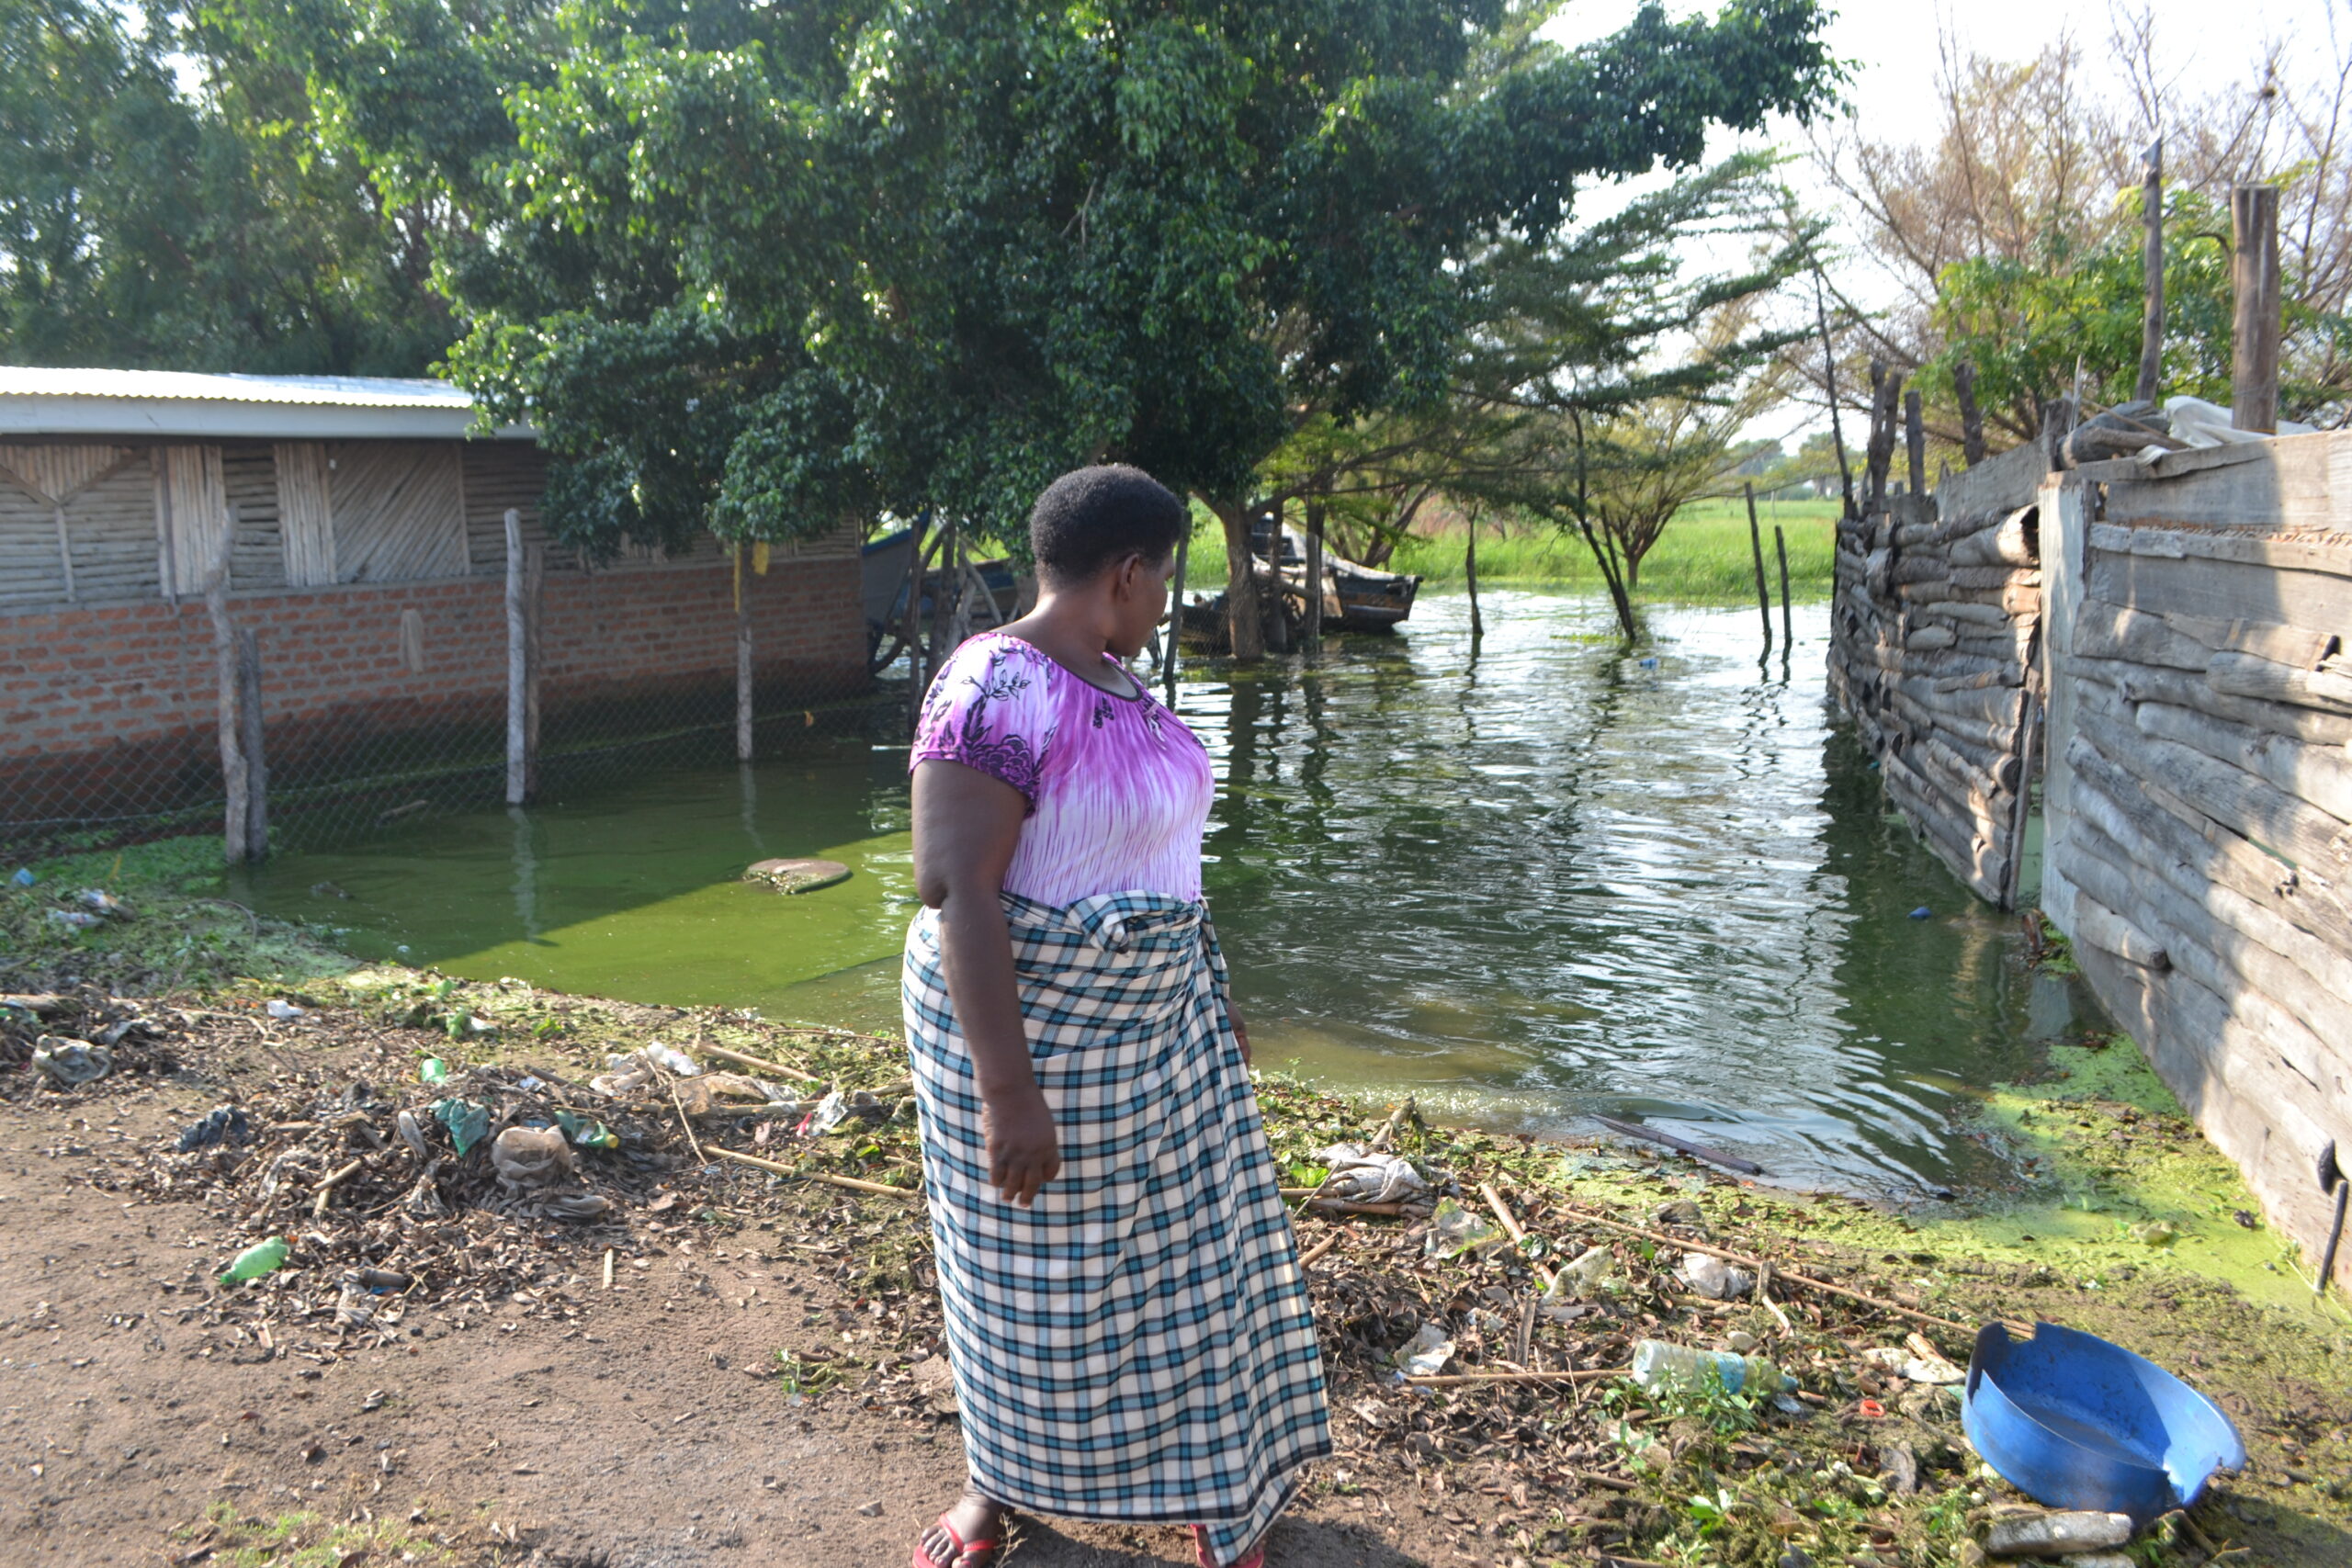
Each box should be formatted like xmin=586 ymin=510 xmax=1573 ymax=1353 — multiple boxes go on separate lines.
xmin=0 ymin=367 xmax=475 ymax=407
xmin=0 ymin=367 xmax=535 ymax=440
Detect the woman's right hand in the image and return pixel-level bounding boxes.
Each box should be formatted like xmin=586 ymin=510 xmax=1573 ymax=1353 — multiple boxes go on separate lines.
xmin=983 ymin=1084 xmax=1061 ymax=1206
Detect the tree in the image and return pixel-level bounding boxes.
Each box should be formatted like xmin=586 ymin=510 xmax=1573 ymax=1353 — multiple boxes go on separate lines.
xmin=265 ymin=0 xmax=1838 ymax=656
xmin=0 ymin=0 xmax=454 ymax=374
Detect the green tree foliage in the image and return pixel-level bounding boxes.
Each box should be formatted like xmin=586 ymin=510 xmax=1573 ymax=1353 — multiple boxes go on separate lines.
xmin=0 ymin=1 xmax=453 ymax=374
xmin=254 ymin=0 xmax=1837 ymax=599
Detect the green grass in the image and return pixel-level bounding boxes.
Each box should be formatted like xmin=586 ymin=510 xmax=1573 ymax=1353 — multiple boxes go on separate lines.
xmin=1176 ymin=496 xmax=1840 ymax=605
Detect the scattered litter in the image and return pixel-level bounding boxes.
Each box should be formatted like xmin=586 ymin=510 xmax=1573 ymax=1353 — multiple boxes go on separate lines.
xmin=554 ymin=1109 xmax=619 ymax=1150
xmin=1423 ymin=1196 xmax=1504 ymax=1259
xmin=1862 ymin=1344 xmax=1965 ymax=1385
xmin=265 ymin=998 xmax=305 ymax=1021
xmin=418 ymin=1057 xmax=448 ymax=1086
xmin=1677 ymin=1250 xmax=1755 ymax=1300
xmin=31 ymin=1037 xmax=111 ymax=1087
xmin=9 ymin=867 xmax=34 ymax=886
xmin=1629 ymin=1340 xmax=1792 ymax=1397
xmin=1650 ymin=1198 xmax=1708 ymax=1231
xmin=219 ymin=1236 xmax=289 ymax=1286
xmin=641 ymin=1043 xmax=699 ymax=1077
xmin=590 ymin=1053 xmax=657 ymax=1097
xmin=432 ymin=1098 xmax=491 ymax=1156
xmin=395 ymin=1110 xmax=429 ymax=1157
xmin=46 ymin=910 xmax=101 ymax=931
xmin=490 ymin=1125 xmax=575 ymax=1190
xmin=1313 ymin=1144 xmax=1427 ymax=1203
xmin=807 ymin=1089 xmax=852 ymax=1135
xmin=175 ymin=1106 xmax=254 ymax=1152
xmin=1909 ymin=906 xmax=1932 ymax=919
xmin=1542 ymin=1244 xmax=1617 ymax=1314
xmin=334 ymin=1268 xmax=410 ymax=1328
xmin=1396 ymin=1322 xmax=1454 ymax=1378
xmin=1980 ymin=1509 xmax=2132 ymax=1558
xmin=75 ymin=889 xmax=129 ymax=918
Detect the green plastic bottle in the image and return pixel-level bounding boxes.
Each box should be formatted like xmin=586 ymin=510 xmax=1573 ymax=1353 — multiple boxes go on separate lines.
xmin=218 ymin=1236 xmax=288 ymax=1285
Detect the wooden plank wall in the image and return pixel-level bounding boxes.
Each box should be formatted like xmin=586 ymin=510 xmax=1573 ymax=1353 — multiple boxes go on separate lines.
xmin=1828 ymin=440 xmax=2049 ymax=905
xmin=2041 ymin=432 xmax=2352 ymax=1292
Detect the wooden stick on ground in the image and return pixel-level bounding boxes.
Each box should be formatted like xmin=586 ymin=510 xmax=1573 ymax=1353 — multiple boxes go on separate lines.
xmin=1479 ymin=1182 xmax=1558 ymax=1292
xmin=707 ymin=1144 xmax=921 ymax=1199
xmin=665 ymin=1077 xmax=707 ymax=1165
xmin=1297 ymin=1232 xmax=1340 ymax=1269
xmin=1755 ymin=1259 xmax=1794 ymax=1335
xmin=311 ymin=1158 xmax=366 ymax=1216
xmin=603 ymin=1248 xmax=616 ymax=1291
xmin=687 ymin=1038 xmax=823 ymax=1085
xmin=1403 ymin=1367 xmax=1623 ymax=1387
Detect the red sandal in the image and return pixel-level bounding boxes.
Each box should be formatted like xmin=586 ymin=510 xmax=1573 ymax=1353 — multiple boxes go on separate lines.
xmin=1190 ymin=1524 xmax=1266 ymax=1568
xmin=912 ymin=1512 xmax=1000 ymax=1568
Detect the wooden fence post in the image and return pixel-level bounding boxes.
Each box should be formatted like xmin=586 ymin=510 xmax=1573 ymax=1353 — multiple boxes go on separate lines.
xmin=1163 ymin=521 xmax=1189 ymax=687
xmin=735 ymin=544 xmax=754 ymax=763
xmin=2231 ymin=184 xmax=2281 ymax=433
xmin=2138 ymin=140 xmax=2165 ymax=405
xmin=1864 ymin=361 xmax=1897 ymax=515
xmin=205 ymin=507 xmax=247 ymax=864
xmin=236 ymin=626 xmax=267 ymax=858
xmin=1304 ymin=492 xmax=1326 ymax=652
xmin=503 ymin=509 xmax=537 ymax=806
xmin=524 ymin=539 xmax=542 ymax=794
xmin=1744 ymin=483 xmax=1772 ymax=654
xmin=1954 ymin=360 xmax=1987 ymax=468
xmin=1904 ymin=389 xmax=1927 ymax=498
xmin=1773 ymin=524 xmax=1792 ymax=653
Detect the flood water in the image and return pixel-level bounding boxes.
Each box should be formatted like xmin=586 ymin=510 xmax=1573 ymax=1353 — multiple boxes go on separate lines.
xmin=245 ymin=590 xmax=2068 ymax=1201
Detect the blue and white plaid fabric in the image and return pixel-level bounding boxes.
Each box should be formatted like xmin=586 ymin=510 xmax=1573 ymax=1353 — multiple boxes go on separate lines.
xmin=903 ymin=889 xmax=1330 ymax=1563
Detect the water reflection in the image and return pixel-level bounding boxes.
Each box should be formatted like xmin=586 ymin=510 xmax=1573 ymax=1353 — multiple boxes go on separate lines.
xmin=1175 ymin=591 xmax=2036 ymax=1200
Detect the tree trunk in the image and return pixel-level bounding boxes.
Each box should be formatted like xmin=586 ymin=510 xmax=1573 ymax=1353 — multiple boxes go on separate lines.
xmin=1212 ymin=498 xmax=1264 ymax=660
xmin=2138 ymin=140 xmax=2165 ymax=405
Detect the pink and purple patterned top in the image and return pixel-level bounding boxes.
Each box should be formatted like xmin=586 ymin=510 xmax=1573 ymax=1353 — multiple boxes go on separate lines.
xmin=911 ymin=632 xmax=1215 ymax=906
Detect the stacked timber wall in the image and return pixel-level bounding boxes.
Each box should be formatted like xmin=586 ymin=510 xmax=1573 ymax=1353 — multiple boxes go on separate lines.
xmin=2039 ymin=435 xmax=2352 ymax=1294
xmin=1835 ymin=430 xmax=2352 ymax=1292
xmin=1828 ymin=442 xmax=2049 ymax=906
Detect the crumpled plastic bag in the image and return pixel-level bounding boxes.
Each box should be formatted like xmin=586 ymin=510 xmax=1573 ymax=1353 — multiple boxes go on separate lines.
xmin=675 ymin=1071 xmax=777 ymax=1117
xmin=1314 ymin=1144 xmax=1428 ymax=1204
xmin=1423 ymin=1196 xmax=1506 ymax=1259
xmin=1677 ymin=1250 xmax=1755 ymax=1300
xmin=431 ymin=1098 xmax=491 ymax=1156
xmin=1542 ymin=1244 xmax=1618 ymax=1316
xmin=490 ymin=1125 xmax=574 ymax=1190
xmin=1395 ymin=1321 xmax=1454 ymax=1378
xmin=589 ymin=1054 xmax=656 ymax=1098
xmin=1860 ymin=1345 xmax=1964 ymax=1385
xmin=32 ymin=1037 xmax=111 ymax=1087
xmin=334 ymin=1267 xmax=411 ymax=1328
xmin=176 ymin=1105 xmax=253 ymax=1152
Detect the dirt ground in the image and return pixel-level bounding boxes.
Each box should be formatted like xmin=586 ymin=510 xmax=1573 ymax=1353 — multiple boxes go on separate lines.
xmin=3 ymin=974 xmax=2348 ymax=1568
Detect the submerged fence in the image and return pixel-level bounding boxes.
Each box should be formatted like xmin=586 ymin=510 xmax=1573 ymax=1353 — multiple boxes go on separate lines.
xmin=1834 ymin=424 xmax=2352 ymax=1295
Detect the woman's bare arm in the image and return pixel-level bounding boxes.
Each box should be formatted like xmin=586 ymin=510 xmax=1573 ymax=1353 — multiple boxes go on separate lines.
xmin=911 ymin=759 xmax=1061 ymax=1205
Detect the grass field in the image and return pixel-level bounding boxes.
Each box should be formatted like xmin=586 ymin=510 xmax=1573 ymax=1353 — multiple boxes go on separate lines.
xmin=1179 ymin=495 xmax=1840 ymax=605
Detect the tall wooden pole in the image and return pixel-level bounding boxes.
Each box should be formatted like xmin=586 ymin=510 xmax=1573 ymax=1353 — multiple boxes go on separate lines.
xmin=734 ymin=544 xmax=754 ymax=763
xmin=1163 ymin=521 xmax=1189 ymax=688
xmin=1772 ymin=524 xmax=1792 ymax=653
xmin=1303 ymin=492 xmax=1326 ymax=652
xmin=1903 ymin=389 xmax=1927 ymax=500
xmin=903 ymin=515 xmax=930 ymax=734
xmin=1954 ymin=360 xmax=1987 ymax=468
xmin=1744 ymin=483 xmax=1772 ymax=654
xmin=1811 ymin=262 xmax=1857 ymax=521
xmin=524 ymin=541 xmax=542 ymax=795
xmin=235 ymin=626 xmax=266 ymax=859
xmin=205 ymin=507 xmax=247 ymax=864
xmin=503 ymin=508 xmax=535 ymax=807
xmin=2231 ymin=184 xmax=2282 ymax=433
xmin=2137 ymin=140 xmax=2165 ymax=405
xmin=1863 ymin=361 xmax=1897 ymax=515
xmin=1464 ymin=511 xmax=1483 ymax=640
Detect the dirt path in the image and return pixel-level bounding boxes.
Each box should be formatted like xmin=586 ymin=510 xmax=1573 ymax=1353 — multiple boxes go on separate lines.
xmin=0 ymin=1085 xmax=1434 ymax=1568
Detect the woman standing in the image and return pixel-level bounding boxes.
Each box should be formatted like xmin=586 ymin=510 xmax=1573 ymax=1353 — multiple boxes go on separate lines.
xmin=904 ymin=467 xmax=1329 ymax=1568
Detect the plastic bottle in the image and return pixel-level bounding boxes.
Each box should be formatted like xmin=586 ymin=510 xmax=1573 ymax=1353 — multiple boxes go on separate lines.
xmin=418 ymin=1057 xmax=447 ymax=1085
xmin=219 ymin=1236 xmax=288 ymax=1285
xmin=1630 ymin=1339 xmax=1793 ymax=1398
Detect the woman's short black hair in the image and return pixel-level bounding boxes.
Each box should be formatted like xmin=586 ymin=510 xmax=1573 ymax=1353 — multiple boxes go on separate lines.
xmin=1028 ymin=464 xmax=1189 ymax=584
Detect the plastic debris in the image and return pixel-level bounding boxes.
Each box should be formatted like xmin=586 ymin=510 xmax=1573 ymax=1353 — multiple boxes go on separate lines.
xmin=1543 ymin=1244 xmax=1618 ymax=1314
xmin=431 ymin=1098 xmax=490 ymax=1156
xmin=590 ymin=1053 xmax=657 ymax=1098
xmin=31 ymin=1037 xmax=112 ymax=1087
xmin=417 ymin=1057 xmax=448 ymax=1085
xmin=75 ymin=888 xmax=129 ymax=917
xmin=46 ymin=909 xmax=101 ymax=931
xmin=334 ymin=1267 xmax=410 ymax=1328
xmin=1863 ymin=1345 xmax=1966 ymax=1385
xmin=1396 ymin=1322 xmax=1454 ymax=1378
xmin=1677 ymin=1250 xmax=1755 ymax=1300
xmin=1651 ymin=1198 xmax=1708 ymax=1231
xmin=175 ymin=1106 xmax=253 ymax=1152
xmin=1423 ymin=1196 xmax=1505 ymax=1258
xmin=1909 ymin=906 xmax=1932 ymax=919
xmin=641 ymin=1042 xmax=700 ymax=1077
xmin=1980 ymin=1509 xmax=2133 ymax=1558
xmin=218 ymin=1236 xmax=289 ymax=1285
xmin=490 ymin=1125 xmax=574 ymax=1190
xmin=395 ymin=1109 xmax=429 ymax=1157
xmin=554 ymin=1109 xmax=619 ymax=1150
xmin=806 ymin=1089 xmax=852 ymax=1135
xmin=9 ymin=867 xmax=34 ymax=886
xmin=264 ymin=998 xmax=305 ymax=1021
xmin=1629 ymin=1340 xmax=1793 ymax=1398
xmin=1312 ymin=1144 xmax=1428 ymax=1203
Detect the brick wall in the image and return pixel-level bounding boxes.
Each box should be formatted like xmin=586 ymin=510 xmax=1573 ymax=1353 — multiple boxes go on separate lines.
xmin=0 ymin=554 xmax=867 ymax=832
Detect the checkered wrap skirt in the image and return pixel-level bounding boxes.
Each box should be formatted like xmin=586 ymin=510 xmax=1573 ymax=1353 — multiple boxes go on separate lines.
xmin=902 ymin=890 xmax=1330 ymax=1562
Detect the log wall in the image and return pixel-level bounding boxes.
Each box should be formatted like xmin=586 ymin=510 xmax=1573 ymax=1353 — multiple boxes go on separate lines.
xmin=1828 ymin=440 xmax=2049 ymax=905
xmin=1837 ymin=431 xmax=2352 ymax=1292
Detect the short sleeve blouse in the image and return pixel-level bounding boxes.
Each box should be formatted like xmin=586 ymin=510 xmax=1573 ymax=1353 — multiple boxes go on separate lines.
xmin=911 ymin=633 xmax=1215 ymax=906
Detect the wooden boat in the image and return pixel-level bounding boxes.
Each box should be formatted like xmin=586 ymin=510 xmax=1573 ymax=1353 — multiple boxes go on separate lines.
xmin=1183 ymin=523 xmax=1419 ymax=646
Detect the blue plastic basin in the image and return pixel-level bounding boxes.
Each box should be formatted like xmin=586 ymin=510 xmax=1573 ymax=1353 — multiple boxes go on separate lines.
xmin=1962 ymin=1321 xmax=2245 ymax=1528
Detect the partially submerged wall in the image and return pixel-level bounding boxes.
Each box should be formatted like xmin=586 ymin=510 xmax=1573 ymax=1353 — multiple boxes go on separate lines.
xmin=1835 ymin=431 xmax=2352 ymax=1292
xmin=1828 ymin=441 xmax=2048 ymax=905
xmin=2039 ymin=434 xmax=2352 ymax=1293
